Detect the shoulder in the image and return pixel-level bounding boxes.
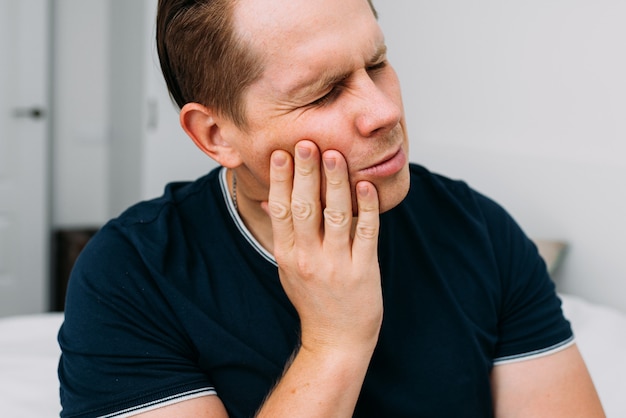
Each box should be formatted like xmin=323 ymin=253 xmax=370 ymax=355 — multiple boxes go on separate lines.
xmin=91 ymin=168 xmax=223 ymax=254
xmin=403 ymin=163 xmax=508 ymax=227
xmin=114 ymin=167 xmax=222 ymax=229
xmin=401 ymin=163 xmax=537 ymax=272
xmin=399 ymin=164 xmax=573 ymax=364
xmin=65 ymin=167 xmax=226 ymax=313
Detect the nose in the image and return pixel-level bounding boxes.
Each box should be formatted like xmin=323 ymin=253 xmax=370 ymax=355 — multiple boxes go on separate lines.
xmin=351 ymin=69 xmax=402 ymax=138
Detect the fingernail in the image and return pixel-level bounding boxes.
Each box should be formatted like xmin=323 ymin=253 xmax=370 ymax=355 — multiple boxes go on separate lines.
xmin=296 ymin=145 xmax=311 ymax=160
xmin=272 ymin=152 xmax=287 ymax=167
xmin=323 ymin=156 xmax=336 ymax=171
xmin=358 ymin=183 xmax=370 ymax=197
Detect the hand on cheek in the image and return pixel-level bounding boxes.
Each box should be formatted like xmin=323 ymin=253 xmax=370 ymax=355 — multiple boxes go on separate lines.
xmin=266 ymin=139 xmax=383 ymax=355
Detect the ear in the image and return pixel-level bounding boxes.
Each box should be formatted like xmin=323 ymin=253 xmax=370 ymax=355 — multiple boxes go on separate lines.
xmin=179 ymin=102 xmax=242 ymax=168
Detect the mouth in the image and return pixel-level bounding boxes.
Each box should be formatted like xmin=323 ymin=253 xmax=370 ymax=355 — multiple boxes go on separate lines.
xmin=359 ymin=147 xmax=407 ymax=178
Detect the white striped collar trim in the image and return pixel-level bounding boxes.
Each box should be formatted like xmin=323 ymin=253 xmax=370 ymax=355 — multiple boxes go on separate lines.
xmin=219 ymin=167 xmax=277 ymax=267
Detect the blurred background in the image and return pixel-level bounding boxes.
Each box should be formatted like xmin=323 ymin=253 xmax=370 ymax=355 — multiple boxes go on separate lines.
xmin=0 ymin=0 xmax=624 ymax=317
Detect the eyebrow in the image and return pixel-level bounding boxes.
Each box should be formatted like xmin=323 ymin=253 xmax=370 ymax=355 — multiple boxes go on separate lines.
xmin=287 ymin=43 xmax=388 ymax=101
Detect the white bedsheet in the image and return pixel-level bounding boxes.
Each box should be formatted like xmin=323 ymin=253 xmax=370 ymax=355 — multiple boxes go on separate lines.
xmin=1 ymin=295 xmax=625 ymax=417
xmin=0 ymin=312 xmax=63 ymax=417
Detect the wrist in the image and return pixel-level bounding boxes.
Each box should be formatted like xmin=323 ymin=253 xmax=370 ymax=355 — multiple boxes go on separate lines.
xmin=298 ymin=334 xmax=379 ymax=368
xmin=294 ymin=343 xmax=375 ymax=388
xmin=298 ymin=314 xmax=383 ymax=357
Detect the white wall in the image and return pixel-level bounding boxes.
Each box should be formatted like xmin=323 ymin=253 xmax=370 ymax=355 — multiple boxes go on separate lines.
xmin=52 ymin=0 xmax=214 ymax=226
xmin=52 ymin=0 xmax=109 ymax=228
xmin=377 ymin=1 xmax=626 ymax=312
xmin=140 ymin=0 xmax=217 ymax=201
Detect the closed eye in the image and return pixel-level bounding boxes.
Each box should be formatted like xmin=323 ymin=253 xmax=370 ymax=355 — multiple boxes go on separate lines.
xmin=367 ymin=60 xmax=388 ymax=74
xmin=309 ymin=85 xmax=344 ymax=107
xmin=307 ymin=60 xmax=387 ymax=107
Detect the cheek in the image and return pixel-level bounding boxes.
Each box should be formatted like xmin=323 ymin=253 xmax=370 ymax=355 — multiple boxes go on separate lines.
xmin=242 ymin=108 xmax=355 ymax=178
xmin=237 ymin=130 xmax=297 ymax=186
xmin=242 ymin=145 xmax=273 ymax=186
xmin=297 ymin=112 xmax=356 ymax=155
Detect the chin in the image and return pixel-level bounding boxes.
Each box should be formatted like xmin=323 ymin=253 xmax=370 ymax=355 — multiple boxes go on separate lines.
xmin=378 ymin=178 xmax=410 ymax=214
xmin=356 ymin=163 xmax=411 ymax=215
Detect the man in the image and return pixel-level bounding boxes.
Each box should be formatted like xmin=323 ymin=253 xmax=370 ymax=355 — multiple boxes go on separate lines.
xmin=58 ymin=0 xmax=604 ymax=416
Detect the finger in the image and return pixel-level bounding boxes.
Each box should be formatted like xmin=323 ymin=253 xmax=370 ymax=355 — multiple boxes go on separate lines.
xmin=267 ymin=150 xmax=295 ymax=254
xmin=291 ymin=140 xmax=323 ymax=246
xmin=321 ymin=150 xmax=352 ymax=252
xmin=351 ymin=181 xmax=380 ymax=261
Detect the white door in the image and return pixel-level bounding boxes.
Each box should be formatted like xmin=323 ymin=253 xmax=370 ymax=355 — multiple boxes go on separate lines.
xmin=0 ymin=0 xmax=50 ymax=317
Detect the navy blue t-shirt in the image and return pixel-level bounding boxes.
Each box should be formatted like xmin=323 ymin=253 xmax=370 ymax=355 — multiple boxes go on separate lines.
xmin=58 ymin=164 xmax=572 ymax=417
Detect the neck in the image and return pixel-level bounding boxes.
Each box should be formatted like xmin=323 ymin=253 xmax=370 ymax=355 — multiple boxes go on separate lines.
xmin=228 ymin=168 xmax=276 ymax=254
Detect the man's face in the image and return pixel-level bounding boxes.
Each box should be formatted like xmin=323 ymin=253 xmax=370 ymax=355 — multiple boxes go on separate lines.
xmin=225 ymin=0 xmax=410 ymax=213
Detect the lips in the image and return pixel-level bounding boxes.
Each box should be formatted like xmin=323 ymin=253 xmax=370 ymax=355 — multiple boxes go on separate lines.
xmin=359 ymin=147 xmax=407 ymax=178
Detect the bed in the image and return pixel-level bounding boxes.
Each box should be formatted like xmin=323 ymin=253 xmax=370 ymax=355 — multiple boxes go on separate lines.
xmin=1 ymin=294 xmax=625 ymax=417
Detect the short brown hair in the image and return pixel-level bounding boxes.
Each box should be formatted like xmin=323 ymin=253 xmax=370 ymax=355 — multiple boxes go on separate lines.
xmin=156 ymin=0 xmax=263 ymax=127
xmin=156 ymin=0 xmax=378 ymax=128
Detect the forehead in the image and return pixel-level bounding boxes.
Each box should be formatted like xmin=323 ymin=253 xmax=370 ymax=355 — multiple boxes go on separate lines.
xmin=233 ymin=0 xmax=376 ymax=37
xmin=233 ymin=0 xmax=382 ymax=94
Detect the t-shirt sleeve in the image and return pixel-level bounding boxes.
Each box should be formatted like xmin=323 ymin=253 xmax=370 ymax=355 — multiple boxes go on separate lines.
xmin=58 ymin=224 xmax=216 ymax=418
xmin=474 ymin=192 xmax=574 ymax=365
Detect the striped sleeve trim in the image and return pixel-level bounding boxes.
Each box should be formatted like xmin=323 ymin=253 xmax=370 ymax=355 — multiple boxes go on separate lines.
xmin=99 ymin=387 xmax=217 ymax=418
xmin=493 ymin=336 xmax=576 ymax=366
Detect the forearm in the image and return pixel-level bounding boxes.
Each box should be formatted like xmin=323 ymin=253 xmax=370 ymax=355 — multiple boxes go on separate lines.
xmin=256 ymin=345 xmax=374 ymax=418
